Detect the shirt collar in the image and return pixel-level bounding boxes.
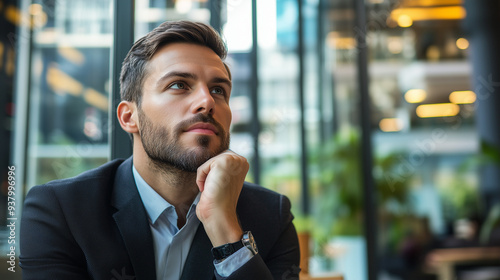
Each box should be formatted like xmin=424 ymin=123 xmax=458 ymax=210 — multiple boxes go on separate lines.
xmin=132 ymin=165 xmax=200 ymax=225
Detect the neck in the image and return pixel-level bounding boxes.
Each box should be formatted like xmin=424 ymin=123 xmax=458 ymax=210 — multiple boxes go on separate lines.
xmin=133 ymin=148 xmax=199 ymax=222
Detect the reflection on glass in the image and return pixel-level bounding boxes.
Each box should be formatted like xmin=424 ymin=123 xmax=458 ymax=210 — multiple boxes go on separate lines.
xmin=307 ymin=0 xmax=367 ymax=279
xmin=224 ymin=0 xmax=253 ymax=52
xmin=25 ymin=0 xmax=113 ymax=188
xmin=223 ymin=0 xmax=255 ymax=181
xmin=365 ymin=1 xmax=484 ymax=279
xmin=0 ymin=0 xmax=20 ymax=258
xmin=256 ymin=0 xmax=301 ymax=215
xmin=135 ymin=0 xmax=210 ymax=39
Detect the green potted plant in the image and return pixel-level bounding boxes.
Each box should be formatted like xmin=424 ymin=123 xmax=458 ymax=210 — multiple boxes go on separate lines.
xmin=308 ymin=128 xmax=415 ymax=272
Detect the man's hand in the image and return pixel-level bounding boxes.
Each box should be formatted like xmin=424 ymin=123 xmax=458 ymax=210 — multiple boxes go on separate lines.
xmin=195 ymin=150 xmax=249 ymax=247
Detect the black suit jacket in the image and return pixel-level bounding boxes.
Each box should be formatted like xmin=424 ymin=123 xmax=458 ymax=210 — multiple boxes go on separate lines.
xmin=20 ymin=157 xmax=300 ymax=280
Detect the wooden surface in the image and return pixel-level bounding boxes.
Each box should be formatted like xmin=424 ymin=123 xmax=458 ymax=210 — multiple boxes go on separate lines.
xmin=425 ymin=246 xmax=500 ymax=280
xmin=300 ymin=273 xmax=344 ymax=280
xmin=297 ymin=233 xmax=343 ymax=280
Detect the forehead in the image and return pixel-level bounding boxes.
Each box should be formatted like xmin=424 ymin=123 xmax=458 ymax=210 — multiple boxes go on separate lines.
xmin=145 ymin=43 xmax=229 ymax=80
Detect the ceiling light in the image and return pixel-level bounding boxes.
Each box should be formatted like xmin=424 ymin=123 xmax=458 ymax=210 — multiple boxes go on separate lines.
xmin=449 ymin=90 xmax=476 ymax=104
xmin=416 ymin=103 xmax=460 ymax=118
xmin=404 ymin=89 xmax=427 ymax=103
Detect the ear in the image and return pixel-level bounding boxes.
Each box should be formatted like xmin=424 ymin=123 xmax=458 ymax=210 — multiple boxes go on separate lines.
xmin=117 ymin=101 xmax=139 ymax=134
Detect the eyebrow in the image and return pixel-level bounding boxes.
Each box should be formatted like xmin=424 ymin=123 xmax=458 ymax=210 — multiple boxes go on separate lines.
xmin=210 ymin=77 xmax=232 ymax=89
xmin=156 ymin=71 xmax=197 ymax=89
xmin=156 ymin=71 xmax=232 ymax=89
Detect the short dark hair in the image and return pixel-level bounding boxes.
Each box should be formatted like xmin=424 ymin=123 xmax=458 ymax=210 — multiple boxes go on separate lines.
xmin=119 ymin=20 xmax=229 ymax=105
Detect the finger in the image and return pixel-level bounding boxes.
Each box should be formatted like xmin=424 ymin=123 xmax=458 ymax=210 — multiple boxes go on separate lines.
xmin=196 ymin=155 xmax=219 ymax=192
xmin=196 ymin=150 xmax=243 ymax=191
xmin=196 ymin=162 xmax=210 ymax=192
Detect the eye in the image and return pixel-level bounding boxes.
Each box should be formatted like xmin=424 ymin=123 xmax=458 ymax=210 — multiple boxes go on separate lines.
xmin=168 ymin=82 xmax=187 ymax=90
xmin=211 ymin=87 xmax=225 ymax=96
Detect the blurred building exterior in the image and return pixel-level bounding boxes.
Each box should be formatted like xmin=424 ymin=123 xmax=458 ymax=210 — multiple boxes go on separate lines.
xmin=1 ymin=0 xmax=499 ymax=279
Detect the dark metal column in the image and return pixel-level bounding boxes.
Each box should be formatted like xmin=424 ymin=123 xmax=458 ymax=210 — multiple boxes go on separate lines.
xmin=110 ymin=0 xmax=134 ymax=160
xmin=209 ymin=0 xmax=222 ymax=32
xmin=317 ymin=0 xmax=326 ymax=143
xmin=354 ymin=0 xmax=377 ymax=279
xmin=250 ymin=0 xmax=261 ymax=184
xmin=297 ymin=0 xmax=310 ymax=215
xmin=464 ymin=0 xmax=500 ymax=211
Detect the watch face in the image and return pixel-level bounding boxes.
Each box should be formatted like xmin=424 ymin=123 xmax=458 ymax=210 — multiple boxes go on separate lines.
xmin=244 ymin=231 xmax=258 ymax=254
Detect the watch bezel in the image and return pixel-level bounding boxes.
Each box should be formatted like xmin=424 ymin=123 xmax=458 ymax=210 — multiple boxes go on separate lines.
xmin=242 ymin=231 xmax=258 ymax=255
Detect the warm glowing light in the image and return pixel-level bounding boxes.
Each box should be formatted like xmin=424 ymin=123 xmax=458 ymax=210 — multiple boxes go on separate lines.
xmin=32 ymin=11 xmax=48 ymax=27
xmin=379 ymin=118 xmax=403 ymax=132
xmin=404 ymin=89 xmax=427 ymax=103
xmin=407 ymin=0 xmax=462 ymax=6
xmin=5 ymin=5 xmax=22 ymax=25
xmin=46 ymin=66 xmax=83 ymax=96
xmin=29 ymin=4 xmax=43 ymax=15
xmin=0 ymin=42 xmax=4 ymax=69
xmin=449 ymin=90 xmax=476 ymax=104
xmin=84 ymin=88 xmax=109 ymax=111
xmin=388 ymin=37 xmax=403 ymax=54
xmin=58 ymin=47 xmax=85 ymax=65
xmin=327 ymin=32 xmax=356 ymax=49
xmin=456 ymin=38 xmax=469 ymax=50
xmin=397 ymin=14 xmax=413 ymax=28
xmin=391 ymin=6 xmax=466 ymax=23
xmin=416 ymin=103 xmax=460 ymax=118
xmin=5 ymin=48 xmax=14 ymax=76
xmin=427 ymin=45 xmax=440 ymax=61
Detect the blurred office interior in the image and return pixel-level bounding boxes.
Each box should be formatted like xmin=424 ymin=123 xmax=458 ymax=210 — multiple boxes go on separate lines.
xmin=1 ymin=0 xmax=500 ymax=279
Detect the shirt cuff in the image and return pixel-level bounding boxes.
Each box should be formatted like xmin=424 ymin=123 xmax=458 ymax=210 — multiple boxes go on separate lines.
xmin=213 ymin=246 xmax=254 ymax=277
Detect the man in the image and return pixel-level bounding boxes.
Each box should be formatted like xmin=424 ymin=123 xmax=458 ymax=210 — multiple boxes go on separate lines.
xmin=20 ymin=21 xmax=300 ymax=280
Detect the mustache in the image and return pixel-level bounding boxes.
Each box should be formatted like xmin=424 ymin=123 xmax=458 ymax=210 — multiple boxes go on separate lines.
xmin=175 ymin=114 xmax=225 ymax=136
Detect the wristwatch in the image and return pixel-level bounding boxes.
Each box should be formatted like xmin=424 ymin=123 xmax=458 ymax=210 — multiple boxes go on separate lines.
xmin=211 ymin=231 xmax=258 ymax=261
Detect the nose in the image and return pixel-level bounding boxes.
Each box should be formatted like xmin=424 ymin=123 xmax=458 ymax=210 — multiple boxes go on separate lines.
xmin=191 ymin=85 xmax=215 ymax=115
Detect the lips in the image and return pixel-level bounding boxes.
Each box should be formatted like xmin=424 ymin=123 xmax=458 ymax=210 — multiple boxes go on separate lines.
xmin=185 ymin=122 xmax=218 ymax=135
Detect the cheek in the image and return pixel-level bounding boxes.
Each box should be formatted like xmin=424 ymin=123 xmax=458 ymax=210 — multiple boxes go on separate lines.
xmin=139 ymin=106 xmax=177 ymax=134
xmin=219 ymin=106 xmax=232 ymax=129
xmin=142 ymin=94 xmax=182 ymax=119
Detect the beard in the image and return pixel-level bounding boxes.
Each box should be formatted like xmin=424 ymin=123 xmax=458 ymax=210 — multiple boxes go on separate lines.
xmin=137 ymin=108 xmax=230 ymax=173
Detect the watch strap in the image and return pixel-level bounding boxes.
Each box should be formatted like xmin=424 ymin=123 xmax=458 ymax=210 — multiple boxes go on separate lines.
xmin=211 ymin=240 xmax=244 ymax=261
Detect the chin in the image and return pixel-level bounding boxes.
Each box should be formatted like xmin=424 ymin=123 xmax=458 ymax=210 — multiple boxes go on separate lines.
xmin=181 ymin=134 xmax=228 ymax=156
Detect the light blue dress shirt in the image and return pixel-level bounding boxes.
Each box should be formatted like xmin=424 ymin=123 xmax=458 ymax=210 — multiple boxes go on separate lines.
xmin=132 ymin=166 xmax=254 ymax=279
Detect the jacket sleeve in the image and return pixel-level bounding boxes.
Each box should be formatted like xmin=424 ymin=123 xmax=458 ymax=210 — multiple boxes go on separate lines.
xmin=215 ymin=195 xmax=301 ymax=280
xmin=20 ymin=185 xmax=90 ymax=280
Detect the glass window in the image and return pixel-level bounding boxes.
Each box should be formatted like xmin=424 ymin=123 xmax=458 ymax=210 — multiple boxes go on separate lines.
xmin=6 ymin=1 xmax=499 ymax=280
xmin=257 ymin=0 xmax=302 ymax=212
xmin=306 ymin=0 xmax=367 ymax=279
xmin=22 ymin=0 xmax=113 ymax=191
xmin=363 ymin=1 xmax=485 ymax=279
xmin=0 ymin=0 xmax=19 ymax=261
xmin=135 ymin=0 xmax=210 ymax=39
xmin=223 ymin=0 xmax=256 ymax=181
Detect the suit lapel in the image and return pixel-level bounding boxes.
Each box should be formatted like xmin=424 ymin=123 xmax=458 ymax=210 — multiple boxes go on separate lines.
xmin=111 ymin=158 xmax=156 ymax=280
xmin=180 ymin=224 xmax=215 ymax=280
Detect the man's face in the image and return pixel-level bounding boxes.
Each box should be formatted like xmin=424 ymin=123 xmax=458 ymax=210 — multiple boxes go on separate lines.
xmin=137 ymin=43 xmax=232 ymax=172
